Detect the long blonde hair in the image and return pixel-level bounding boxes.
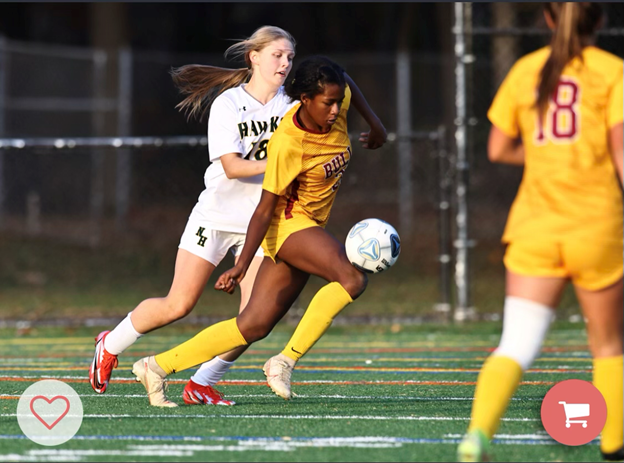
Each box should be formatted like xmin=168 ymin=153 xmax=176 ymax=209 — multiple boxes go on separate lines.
xmin=171 ymin=26 xmax=296 ymax=121
xmin=536 ymin=2 xmax=602 ymax=114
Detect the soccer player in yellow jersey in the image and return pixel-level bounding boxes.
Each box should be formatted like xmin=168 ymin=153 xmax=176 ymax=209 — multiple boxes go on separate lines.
xmin=132 ymin=56 xmax=387 ymax=405
xmin=458 ymin=3 xmax=623 ymax=462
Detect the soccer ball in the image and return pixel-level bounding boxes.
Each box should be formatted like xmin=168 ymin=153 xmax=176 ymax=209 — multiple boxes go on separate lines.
xmin=345 ymin=218 xmax=401 ymax=274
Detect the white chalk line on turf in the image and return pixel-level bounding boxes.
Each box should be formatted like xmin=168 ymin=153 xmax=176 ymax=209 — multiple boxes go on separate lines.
xmin=0 ymin=433 xmax=597 ymax=462
xmin=1 ymin=413 xmax=539 ymax=422
xmin=0 ymin=375 xmax=558 ymax=384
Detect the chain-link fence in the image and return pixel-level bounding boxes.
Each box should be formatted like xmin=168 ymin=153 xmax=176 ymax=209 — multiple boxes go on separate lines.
xmin=0 ymin=37 xmax=455 ymax=319
xmin=456 ymin=3 xmax=624 ymax=315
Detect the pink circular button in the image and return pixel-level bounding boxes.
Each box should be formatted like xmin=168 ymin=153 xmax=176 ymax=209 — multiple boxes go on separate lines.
xmin=541 ymin=379 xmax=606 ymax=446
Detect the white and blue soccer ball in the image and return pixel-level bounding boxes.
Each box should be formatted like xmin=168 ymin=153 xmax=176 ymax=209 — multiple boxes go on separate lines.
xmin=345 ymin=218 xmax=401 ymax=274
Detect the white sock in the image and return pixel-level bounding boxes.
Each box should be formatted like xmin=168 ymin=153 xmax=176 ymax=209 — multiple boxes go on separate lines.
xmin=103 ymin=313 xmax=143 ymax=355
xmin=494 ymin=296 xmax=555 ymax=371
xmin=190 ymin=357 xmax=235 ymax=386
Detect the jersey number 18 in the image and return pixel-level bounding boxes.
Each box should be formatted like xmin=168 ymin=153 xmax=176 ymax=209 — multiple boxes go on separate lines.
xmin=247 ymin=139 xmax=269 ymax=160
xmin=535 ymin=78 xmax=580 ymax=144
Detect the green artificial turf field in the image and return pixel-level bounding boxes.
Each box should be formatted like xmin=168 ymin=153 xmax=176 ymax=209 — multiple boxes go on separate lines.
xmin=0 ymin=323 xmax=601 ymax=462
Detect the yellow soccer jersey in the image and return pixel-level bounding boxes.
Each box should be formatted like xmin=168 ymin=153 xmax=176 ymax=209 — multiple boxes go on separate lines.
xmin=488 ymin=46 xmax=623 ymax=244
xmin=263 ymin=85 xmax=352 ymax=228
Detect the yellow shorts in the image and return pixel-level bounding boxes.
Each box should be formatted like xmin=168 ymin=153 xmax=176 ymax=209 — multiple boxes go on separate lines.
xmin=504 ymin=239 xmax=623 ymax=291
xmin=262 ymin=214 xmax=321 ymax=262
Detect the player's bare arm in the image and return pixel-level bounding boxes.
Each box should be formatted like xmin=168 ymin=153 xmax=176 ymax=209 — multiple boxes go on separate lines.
xmin=487 ymin=125 xmax=525 ymax=166
xmin=216 ymin=190 xmax=279 ymax=293
xmin=343 ymin=73 xmax=387 ymax=150
xmin=220 ymin=152 xmax=268 ymax=179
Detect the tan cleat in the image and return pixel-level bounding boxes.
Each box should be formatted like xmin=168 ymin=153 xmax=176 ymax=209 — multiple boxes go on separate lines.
xmin=263 ymin=354 xmax=296 ymax=400
xmin=132 ymin=356 xmax=178 ymax=408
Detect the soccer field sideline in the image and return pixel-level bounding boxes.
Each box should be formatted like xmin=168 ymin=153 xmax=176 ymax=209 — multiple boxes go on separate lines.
xmin=0 ymin=325 xmax=601 ymax=462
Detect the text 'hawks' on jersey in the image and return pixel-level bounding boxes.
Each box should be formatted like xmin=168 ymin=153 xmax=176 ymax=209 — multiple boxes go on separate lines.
xmin=237 ymin=116 xmax=283 ymax=160
xmin=189 ymin=85 xmax=299 ymax=233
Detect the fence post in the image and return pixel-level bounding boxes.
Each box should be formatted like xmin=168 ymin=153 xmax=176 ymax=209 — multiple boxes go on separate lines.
xmin=453 ymin=2 xmax=476 ymax=322
xmin=435 ymin=125 xmax=453 ymax=319
xmin=396 ymin=50 xmax=413 ymax=236
xmin=116 ymin=47 xmax=133 ymax=233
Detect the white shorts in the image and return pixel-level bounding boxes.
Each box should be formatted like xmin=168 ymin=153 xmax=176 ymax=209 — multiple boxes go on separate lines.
xmin=178 ymin=218 xmax=264 ymax=267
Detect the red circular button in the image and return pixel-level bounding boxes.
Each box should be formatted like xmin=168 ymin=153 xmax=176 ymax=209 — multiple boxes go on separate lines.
xmin=541 ymin=379 xmax=606 ymax=446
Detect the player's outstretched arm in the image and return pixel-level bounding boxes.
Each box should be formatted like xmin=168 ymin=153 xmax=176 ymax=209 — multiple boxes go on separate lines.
xmin=343 ymin=73 xmax=387 ymax=150
xmin=487 ymin=125 xmax=525 ymax=166
xmin=215 ymin=189 xmax=279 ymax=294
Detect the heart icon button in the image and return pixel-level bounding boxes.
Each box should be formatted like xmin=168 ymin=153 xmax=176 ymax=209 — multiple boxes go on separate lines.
xmin=17 ymin=380 xmax=83 ymax=446
xmin=29 ymin=395 xmax=71 ymax=430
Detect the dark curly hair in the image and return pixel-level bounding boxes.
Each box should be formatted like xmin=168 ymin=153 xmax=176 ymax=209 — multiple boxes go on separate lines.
xmin=285 ymin=56 xmax=345 ymax=102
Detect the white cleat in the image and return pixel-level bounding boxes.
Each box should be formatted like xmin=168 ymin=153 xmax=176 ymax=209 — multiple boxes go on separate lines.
xmin=132 ymin=357 xmax=178 ymax=408
xmin=263 ymin=355 xmax=295 ymax=400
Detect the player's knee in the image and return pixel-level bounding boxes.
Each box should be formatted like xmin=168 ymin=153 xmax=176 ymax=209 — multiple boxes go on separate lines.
xmin=339 ymin=266 xmax=368 ymax=300
xmin=236 ymin=317 xmax=272 ymax=344
xmin=165 ymin=297 xmax=196 ymax=321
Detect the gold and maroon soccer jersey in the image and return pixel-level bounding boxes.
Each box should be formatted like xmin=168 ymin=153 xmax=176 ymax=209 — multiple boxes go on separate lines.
xmin=488 ymin=46 xmax=623 ymax=245
xmin=261 ymin=86 xmax=352 ymax=259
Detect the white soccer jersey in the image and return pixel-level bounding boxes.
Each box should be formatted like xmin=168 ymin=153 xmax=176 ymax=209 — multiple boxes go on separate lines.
xmin=189 ymin=85 xmax=298 ymax=232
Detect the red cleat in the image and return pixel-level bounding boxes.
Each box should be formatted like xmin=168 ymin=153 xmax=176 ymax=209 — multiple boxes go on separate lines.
xmin=89 ymin=331 xmax=118 ymax=394
xmin=182 ymin=379 xmax=235 ymax=406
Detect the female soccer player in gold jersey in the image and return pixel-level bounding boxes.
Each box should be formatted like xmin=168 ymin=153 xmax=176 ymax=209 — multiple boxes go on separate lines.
xmin=132 ymin=56 xmax=388 ymax=406
xmin=458 ymin=3 xmax=623 ymax=462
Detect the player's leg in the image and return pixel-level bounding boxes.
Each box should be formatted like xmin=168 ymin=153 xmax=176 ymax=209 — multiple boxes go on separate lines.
xmin=185 ymin=252 xmax=264 ymax=406
xmin=135 ymin=258 xmax=309 ymax=406
xmin=459 ymin=241 xmax=567 ymax=461
xmin=458 ymin=271 xmax=565 ymax=461
xmin=262 ymin=227 xmax=367 ymax=399
xmin=575 ymin=280 xmax=623 ymax=459
xmin=129 ymin=249 xmax=215 ymax=333
xmin=279 ymin=226 xmax=367 ymax=356
xmin=90 ymin=223 xmax=233 ymax=394
xmin=90 ymin=248 xmax=214 ymax=394
xmin=566 ymin=237 xmax=624 ymax=460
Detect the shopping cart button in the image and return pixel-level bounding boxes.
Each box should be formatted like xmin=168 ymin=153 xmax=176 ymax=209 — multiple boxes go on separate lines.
xmin=541 ymin=379 xmax=606 ymax=446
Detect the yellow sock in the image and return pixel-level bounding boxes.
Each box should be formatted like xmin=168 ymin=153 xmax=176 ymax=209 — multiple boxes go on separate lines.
xmin=282 ymin=282 xmax=353 ymax=362
xmin=594 ymin=355 xmax=623 ymax=454
xmin=155 ymin=318 xmax=247 ymax=375
xmin=468 ymin=355 xmax=523 ymax=439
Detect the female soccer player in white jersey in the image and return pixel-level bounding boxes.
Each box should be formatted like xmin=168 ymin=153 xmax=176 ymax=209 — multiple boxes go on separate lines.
xmin=457 ymin=4 xmax=623 ymax=462
xmin=89 ymin=26 xmax=387 ymax=406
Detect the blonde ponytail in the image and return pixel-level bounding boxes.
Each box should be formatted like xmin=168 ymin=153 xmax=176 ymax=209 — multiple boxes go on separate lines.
xmin=171 ymin=65 xmax=251 ymax=121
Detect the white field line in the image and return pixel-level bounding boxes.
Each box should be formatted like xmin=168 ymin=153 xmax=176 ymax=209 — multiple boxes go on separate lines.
xmin=0 ymin=434 xmax=595 ymax=445
xmin=0 ymin=433 xmax=594 ymax=461
xmin=2 ymin=413 xmax=540 ymax=422
xmin=0 ymin=375 xmax=470 ymax=383
xmin=0 ymin=375 xmax=554 ymax=384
